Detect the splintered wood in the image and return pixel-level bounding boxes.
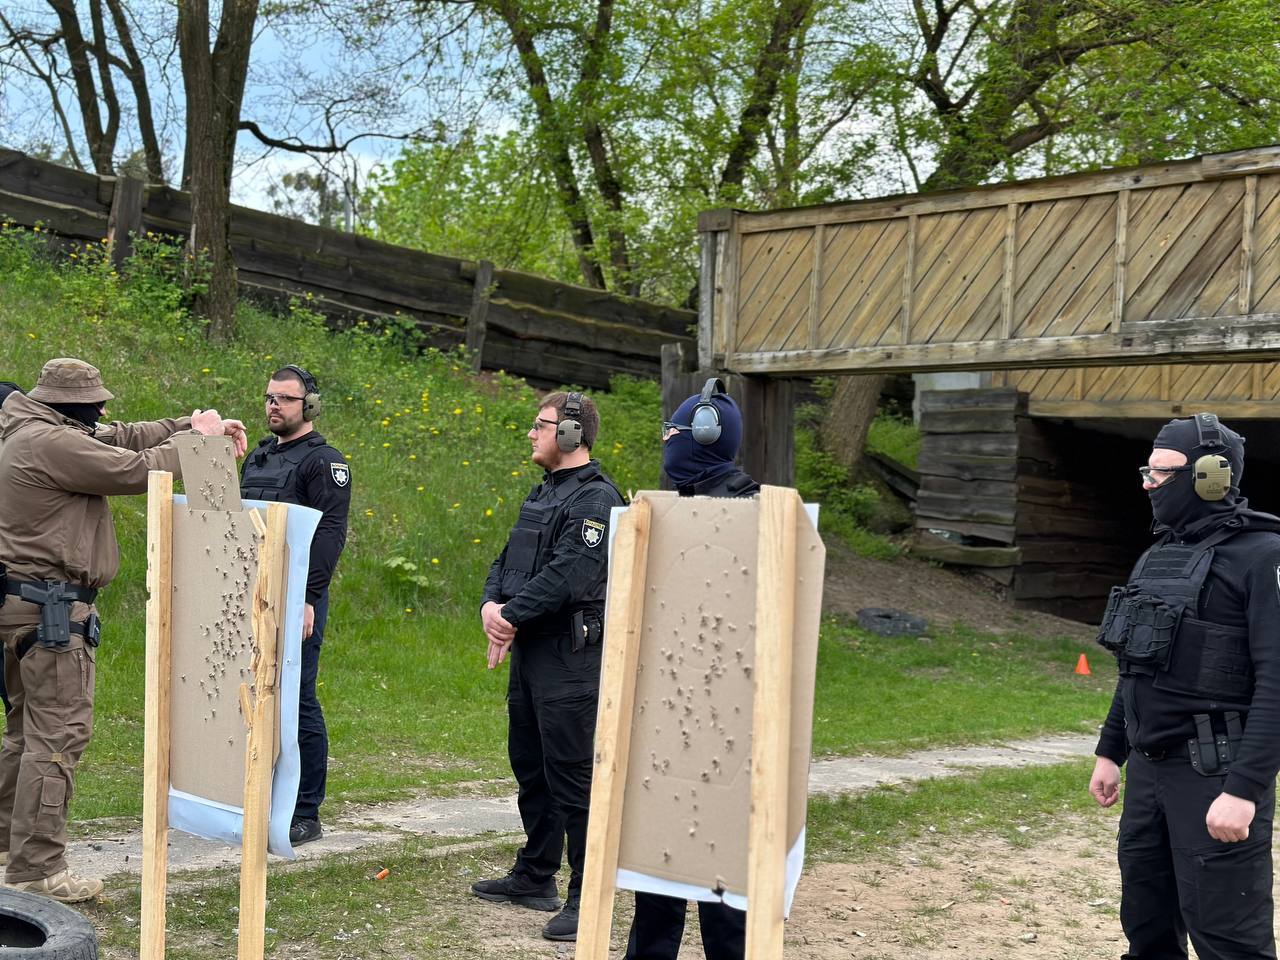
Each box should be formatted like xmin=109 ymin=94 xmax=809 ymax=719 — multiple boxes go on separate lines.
xmin=170 ymin=438 xmax=259 ymax=805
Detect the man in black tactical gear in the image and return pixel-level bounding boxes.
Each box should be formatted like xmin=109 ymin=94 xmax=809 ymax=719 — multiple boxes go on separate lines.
xmin=1090 ymin=413 xmax=1280 ymax=960
xmin=239 ymin=366 xmax=350 ymax=847
xmin=472 ymin=391 xmax=624 ymax=942
xmin=623 ymin=380 xmax=751 ymax=960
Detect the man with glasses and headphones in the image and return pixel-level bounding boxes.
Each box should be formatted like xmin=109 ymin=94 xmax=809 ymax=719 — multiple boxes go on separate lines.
xmin=240 ymin=365 xmax=350 ymax=847
xmin=473 ymin=391 xmax=624 ymax=942
xmin=1090 ymin=413 xmax=1280 ymax=960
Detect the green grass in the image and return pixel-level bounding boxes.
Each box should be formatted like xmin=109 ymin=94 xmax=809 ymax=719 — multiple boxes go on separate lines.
xmin=812 ymin=619 xmax=1115 ymax=755
xmin=865 ymin=411 xmax=921 ymax=468
xmin=82 ymin=761 xmax=1113 ymax=958
xmin=806 ymin=759 xmax=1107 ymax=861
xmin=0 ymin=227 xmax=1110 ymax=827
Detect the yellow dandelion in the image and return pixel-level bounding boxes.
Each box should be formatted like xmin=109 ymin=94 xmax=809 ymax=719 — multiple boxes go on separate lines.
xmin=364 ymin=509 xmax=375 ymax=517
xmin=405 ymin=607 xmax=413 ymax=614
xmin=462 ymin=460 xmax=471 ymax=466
xmin=382 ymin=442 xmax=391 ymax=448
xmin=201 ymin=368 xmax=211 ymax=374
xmin=451 ymin=502 xmax=460 ymax=509
xmin=375 ymin=399 xmax=383 ymax=405
xmin=485 ymin=508 xmax=493 ymax=517
xmin=453 ymin=407 xmax=463 ymax=415
xmin=431 ymin=558 xmax=440 ymax=565
xmin=409 ymin=453 xmax=417 ymax=460
xmin=472 ymin=538 xmax=481 ymax=544
xmin=344 ymin=454 xmax=353 ymax=460
xmin=511 ymin=470 xmax=521 ymax=477
xmin=416 ymin=485 xmax=425 ymax=492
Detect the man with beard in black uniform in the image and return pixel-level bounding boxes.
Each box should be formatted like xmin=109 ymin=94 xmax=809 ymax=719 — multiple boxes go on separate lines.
xmin=624 ymin=378 xmax=752 ymax=960
xmin=1089 ymin=413 xmax=1280 ymax=960
xmin=472 ymin=391 xmax=624 ymax=942
xmin=240 ymin=365 xmax=350 ymax=847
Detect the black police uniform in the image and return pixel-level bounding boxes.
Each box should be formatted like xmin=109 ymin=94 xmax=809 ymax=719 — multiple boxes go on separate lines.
xmin=240 ymin=432 xmax=350 ymax=826
xmin=625 ymin=465 xmax=757 ymax=960
xmin=482 ymin=459 xmax=624 ymax=899
xmin=1097 ymin=506 xmax=1280 ymax=960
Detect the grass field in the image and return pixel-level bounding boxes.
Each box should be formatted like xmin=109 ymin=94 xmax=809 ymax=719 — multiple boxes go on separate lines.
xmin=0 ymin=227 xmax=1113 ymax=829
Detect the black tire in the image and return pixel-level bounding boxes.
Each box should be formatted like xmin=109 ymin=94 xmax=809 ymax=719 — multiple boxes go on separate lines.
xmin=856 ymin=607 xmax=929 ymax=637
xmin=0 ymin=888 xmax=97 ymax=959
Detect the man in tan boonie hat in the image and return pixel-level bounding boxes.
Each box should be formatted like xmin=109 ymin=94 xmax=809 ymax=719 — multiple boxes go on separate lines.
xmin=0 ymin=357 xmax=248 ymax=903
xmin=26 ymin=358 xmax=115 ymax=404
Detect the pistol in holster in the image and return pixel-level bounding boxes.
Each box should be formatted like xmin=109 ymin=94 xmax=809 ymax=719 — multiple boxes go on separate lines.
xmin=18 ymin=581 xmax=81 ymax=650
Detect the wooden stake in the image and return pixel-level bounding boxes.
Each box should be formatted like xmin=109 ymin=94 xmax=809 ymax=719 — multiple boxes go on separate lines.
xmin=238 ymin=503 xmax=288 ymax=960
xmin=141 ymin=471 xmax=174 ymax=960
xmin=577 ymin=498 xmax=653 ymax=960
xmin=746 ymin=486 xmax=799 ymax=960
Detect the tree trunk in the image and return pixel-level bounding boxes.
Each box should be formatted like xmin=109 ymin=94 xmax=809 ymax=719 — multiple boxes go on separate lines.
xmin=819 ymin=374 xmax=883 ymax=474
xmin=178 ymin=0 xmax=259 ymax=342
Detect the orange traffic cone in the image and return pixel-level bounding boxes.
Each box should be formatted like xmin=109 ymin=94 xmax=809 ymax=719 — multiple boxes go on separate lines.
xmin=1074 ymin=653 xmax=1092 ymax=676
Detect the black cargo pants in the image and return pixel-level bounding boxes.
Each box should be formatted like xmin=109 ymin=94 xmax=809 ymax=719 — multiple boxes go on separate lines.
xmin=506 ymin=625 xmax=601 ymax=897
xmin=1119 ymin=750 xmax=1277 ymax=960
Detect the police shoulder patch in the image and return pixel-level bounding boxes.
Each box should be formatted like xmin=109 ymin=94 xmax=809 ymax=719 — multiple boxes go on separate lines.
xmin=581 ymin=517 xmax=606 ymax=548
xmin=330 ymin=461 xmax=350 ymax=487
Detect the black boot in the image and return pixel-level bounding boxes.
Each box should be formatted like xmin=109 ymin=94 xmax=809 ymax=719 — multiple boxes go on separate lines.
xmin=471 ymin=870 xmax=561 ymax=912
xmin=289 ymin=818 xmax=322 ymax=845
xmin=542 ymin=894 xmax=580 ymax=941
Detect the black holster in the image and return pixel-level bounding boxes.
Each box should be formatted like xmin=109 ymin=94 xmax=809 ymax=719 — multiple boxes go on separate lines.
xmin=1187 ymin=711 xmax=1244 ymax=776
xmin=17 ymin=581 xmax=78 ymax=650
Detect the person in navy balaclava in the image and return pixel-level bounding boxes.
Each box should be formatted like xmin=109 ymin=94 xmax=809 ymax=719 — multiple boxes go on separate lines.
xmin=626 ymin=381 xmax=756 ymax=960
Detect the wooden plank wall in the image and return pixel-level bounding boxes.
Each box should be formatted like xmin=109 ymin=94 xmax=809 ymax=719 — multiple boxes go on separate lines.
xmin=912 ymin=389 xmax=1143 ymax=623
xmin=708 ymin=146 xmax=1280 ymax=377
xmin=0 ymin=149 xmax=694 ymax=391
xmin=996 ymin=361 xmax=1280 ymax=418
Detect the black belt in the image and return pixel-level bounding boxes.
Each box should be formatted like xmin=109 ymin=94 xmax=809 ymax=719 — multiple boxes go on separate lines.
xmin=15 ymin=620 xmax=97 ymax=661
xmin=1135 ymin=743 xmax=1185 ymax=762
xmin=4 ymin=578 xmax=97 ymax=605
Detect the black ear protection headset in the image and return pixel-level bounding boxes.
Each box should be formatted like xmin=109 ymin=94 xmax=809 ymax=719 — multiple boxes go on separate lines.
xmin=1191 ymin=412 xmax=1233 ymax=501
xmin=690 ymin=378 xmax=728 ymax=445
xmin=282 ymin=364 xmax=322 ymax=422
xmin=556 ymin=392 xmax=585 ymax=452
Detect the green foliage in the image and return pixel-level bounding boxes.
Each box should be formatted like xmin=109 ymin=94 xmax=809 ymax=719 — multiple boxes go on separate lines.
xmin=866 ymin=411 xmax=920 ymax=469
xmin=795 ymin=426 xmax=900 ymax=559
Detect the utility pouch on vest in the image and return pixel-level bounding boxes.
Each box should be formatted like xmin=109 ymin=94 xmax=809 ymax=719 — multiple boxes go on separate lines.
xmin=18 ymin=581 xmax=75 ymax=649
xmin=85 ymin=612 xmax=101 ymax=648
xmin=1097 ymin=586 xmax=1130 ymax=653
xmin=1124 ymin=596 xmax=1181 ymax=666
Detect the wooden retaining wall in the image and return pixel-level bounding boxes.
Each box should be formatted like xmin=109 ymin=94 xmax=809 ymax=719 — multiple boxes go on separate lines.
xmin=0 ymin=149 xmax=694 ymax=391
xmin=912 ymin=389 xmax=1143 ymax=622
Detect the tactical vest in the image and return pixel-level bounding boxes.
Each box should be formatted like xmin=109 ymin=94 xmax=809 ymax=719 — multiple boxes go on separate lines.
xmin=240 ymin=435 xmax=327 ymax=504
xmin=1097 ymin=524 xmax=1253 ymax=701
xmin=498 ymin=463 xmax=621 ymax=605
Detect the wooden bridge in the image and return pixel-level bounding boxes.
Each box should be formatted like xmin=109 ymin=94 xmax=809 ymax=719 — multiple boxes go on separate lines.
xmin=698 ymin=145 xmax=1280 ymax=416
xmin=693 ymin=145 xmax=1280 ymax=620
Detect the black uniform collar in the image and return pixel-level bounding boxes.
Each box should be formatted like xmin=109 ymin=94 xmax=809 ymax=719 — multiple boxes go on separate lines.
xmin=255 ymin=431 xmax=326 ymax=454
xmin=544 ymin=460 xmax=600 ymax=486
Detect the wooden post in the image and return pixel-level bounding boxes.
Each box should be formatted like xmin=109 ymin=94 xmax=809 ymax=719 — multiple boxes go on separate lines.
xmin=465 ymin=260 xmax=494 ymax=373
xmin=1241 ymin=175 xmax=1258 ymax=314
xmin=745 ymin=486 xmax=799 ymax=960
xmin=740 ymin=376 xmax=796 ymax=487
xmin=1112 ymin=189 xmax=1129 ymax=332
xmin=900 ymin=214 xmax=917 ymax=344
xmin=1001 ymin=204 xmax=1017 ymax=340
xmin=106 ymin=176 xmax=144 ymax=270
xmin=576 ymin=498 xmax=653 ymax=960
xmin=807 ymin=224 xmax=825 ymax=350
xmin=238 ymin=503 xmax=288 ymax=960
xmin=141 ymin=471 xmax=174 ymax=960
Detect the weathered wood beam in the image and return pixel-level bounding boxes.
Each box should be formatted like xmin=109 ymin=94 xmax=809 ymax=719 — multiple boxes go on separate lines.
xmin=729 ymin=314 xmax=1280 ymax=375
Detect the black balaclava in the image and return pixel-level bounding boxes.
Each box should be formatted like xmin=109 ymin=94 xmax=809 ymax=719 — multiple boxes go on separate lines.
xmin=662 ymin=391 xmax=744 ymax=488
xmin=0 ymin=382 xmax=22 ymax=408
xmin=1148 ymin=415 xmax=1246 ymax=534
xmin=46 ymin=401 xmax=106 ymax=430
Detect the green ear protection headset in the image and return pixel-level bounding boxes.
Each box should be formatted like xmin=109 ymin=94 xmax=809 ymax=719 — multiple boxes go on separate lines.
xmin=283 ymin=364 xmax=322 ymax=422
xmin=556 ymin=392 xmax=585 ymax=452
xmin=1191 ymin=412 xmax=1233 ymax=501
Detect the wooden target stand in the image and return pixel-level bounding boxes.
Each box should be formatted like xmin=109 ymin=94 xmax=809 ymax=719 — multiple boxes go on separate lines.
xmin=577 ymin=485 xmax=801 ymax=960
xmin=139 ymin=470 xmax=288 ymax=960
